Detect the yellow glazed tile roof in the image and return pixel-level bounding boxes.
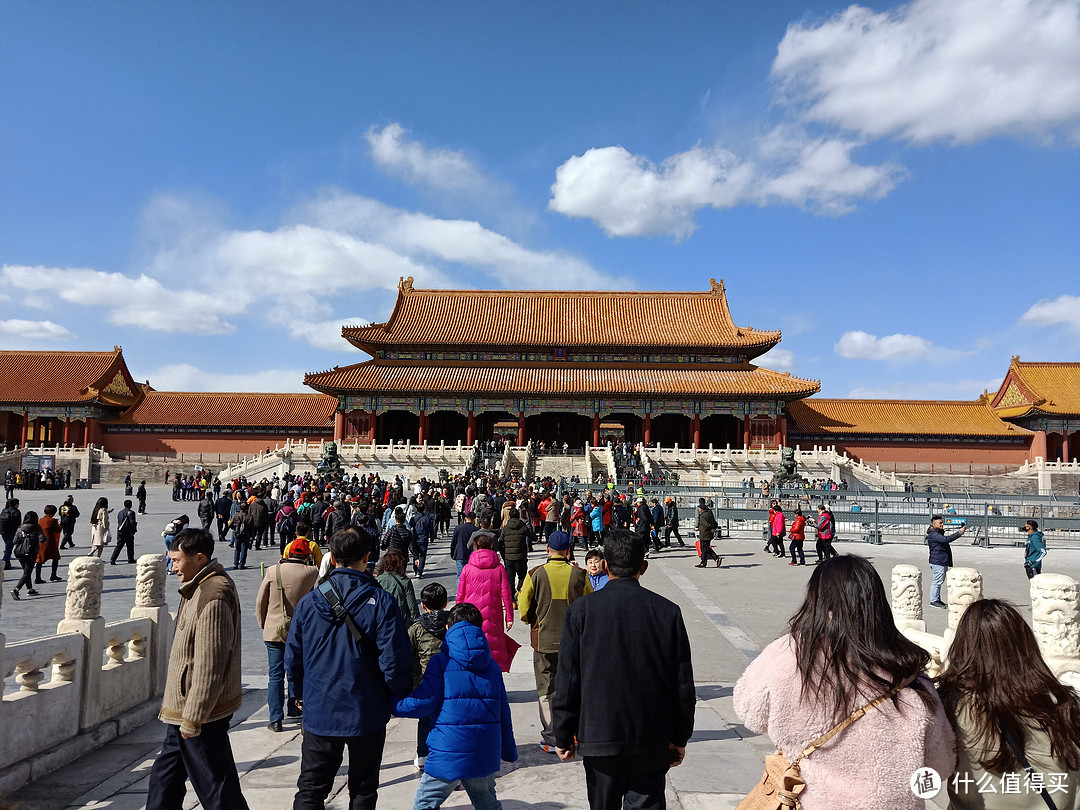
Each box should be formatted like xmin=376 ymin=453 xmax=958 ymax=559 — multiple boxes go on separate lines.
xmin=342 ymin=278 xmax=781 ymax=352
xmin=787 ymin=398 xmax=1025 ymax=437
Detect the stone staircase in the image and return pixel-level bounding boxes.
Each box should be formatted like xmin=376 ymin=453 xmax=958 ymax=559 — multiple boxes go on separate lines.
xmin=532 ymin=453 xmax=589 ymax=482
xmin=215 ymin=439 xmax=477 ymax=484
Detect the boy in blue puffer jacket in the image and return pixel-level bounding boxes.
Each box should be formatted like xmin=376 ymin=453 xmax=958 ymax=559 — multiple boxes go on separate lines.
xmin=395 ymin=602 xmax=517 ymax=810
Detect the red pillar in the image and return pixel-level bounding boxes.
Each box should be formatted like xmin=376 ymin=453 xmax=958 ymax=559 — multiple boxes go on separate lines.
xmin=774 ymin=415 xmax=784 ymax=448
xmin=62 ymin=417 xmax=71 ymax=445
xmin=418 ymin=410 xmax=427 ymax=444
xmin=643 ymin=413 xmax=651 ymax=445
xmin=333 ymin=411 xmax=346 ymax=441
xmin=742 ymin=414 xmax=751 ymax=449
xmin=1032 ymin=429 xmax=1048 ymax=461
xmin=20 ymin=413 xmax=28 ymax=446
xmin=1062 ymin=433 xmax=1071 ymax=463
xmin=592 ymin=413 xmax=600 ymax=446
xmin=369 ymin=411 xmax=377 ymax=444
xmin=692 ymin=414 xmax=701 ymax=447
xmin=84 ymin=417 xmax=99 ymax=448
xmin=517 ymin=412 xmax=526 ymax=447
xmin=467 ymin=411 xmax=476 ymax=445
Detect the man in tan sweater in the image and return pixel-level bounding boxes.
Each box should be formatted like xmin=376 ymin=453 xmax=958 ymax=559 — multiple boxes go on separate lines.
xmin=147 ymin=527 xmax=248 ymax=810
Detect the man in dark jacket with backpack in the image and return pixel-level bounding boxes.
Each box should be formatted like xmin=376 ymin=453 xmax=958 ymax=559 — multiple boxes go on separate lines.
xmin=286 ymin=526 xmax=412 ymax=810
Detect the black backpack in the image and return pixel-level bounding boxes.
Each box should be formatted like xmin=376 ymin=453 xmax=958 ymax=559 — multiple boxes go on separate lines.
xmin=0 ymin=507 xmax=19 ymax=536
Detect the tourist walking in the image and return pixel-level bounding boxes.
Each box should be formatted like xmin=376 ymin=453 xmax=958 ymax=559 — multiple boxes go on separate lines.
xmin=2 ymin=497 xmax=21 ymax=569
xmin=937 ymin=598 xmax=1080 ymax=809
xmin=89 ymin=497 xmax=111 ymax=559
xmin=286 ymin=527 xmax=412 ymax=810
xmin=58 ymin=494 xmax=79 ymax=549
xmin=147 ymin=528 xmax=248 ymax=810
xmin=395 ymin=602 xmax=518 ymax=810
xmin=517 ymin=530 xmax=591 ymax=753
xmin=663 ymin=497 xmax=685 ymax=547
xmin=256 ymin=540 xmax=318 ymax=732
xmin=457 ymin=533 xmax=520 ymax=673
xmin=769 ymin=502 xmax=786 ymax=559
xmin=788 ymin=507 xmax=807 ymax=566
xmin=814 ymin=504 xmax=838 ymax=562
xmin=36 ymin=504 xmax=63 ymax=582
xmin=733 ymin=555 xmax=955 ymax=809
xmin=927 ymin=514 xmax=967 ymax=608
xmin=10 ymin=510 xmax=44 ymax=599
xmin=500 ymin=506 xmax=531 ymax=599
xmin=695 ymin=499 xmax=721 ymax=568
xmin=553 ymin=530 xmax=695 ymax=809
xmin=110 ymin=499 xmax=138 ymax=565
xmin=137 ymin=480 xmax=147 ymax=514
xmin=1022 ymin=519 xmax=1047 ymax=578
xmin=197 ymin=491 xmax=214 ymax=532
xmin=375 ymin=549 xmax=420 ymax=625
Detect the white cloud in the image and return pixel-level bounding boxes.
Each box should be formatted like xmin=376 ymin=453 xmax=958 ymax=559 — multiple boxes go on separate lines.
xmin=295 ymin=190 xmax=625 ymax=289
xmin=287 ymin=317 xmax=371 ymax=352
xmin=0 ymin=318 xmax=73 ymax=341
xmin=756 ymin=347 xmax=797 ymax=372
xmin=365 ymin=123 xmax=489 ymax=193
xmin=1020 ymin=294 xmax=1080 ymax=331
xmin=548 ymin=132 xmax=901 ymax=239
xmin=772 ymin=0 xmax=1080 ymax=145
xmin=0 ymin=265 xmax=237 ymax=334
xmin=835 ymin=330 xmax=945 ymax=362
xmin=147 ymin=364 xmax=311 ymax=393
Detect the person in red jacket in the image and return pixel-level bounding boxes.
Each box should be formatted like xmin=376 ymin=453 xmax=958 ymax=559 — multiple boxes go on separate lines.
xmin=769 ymin=503 xmax=787 ymax=559
xmin=787 ymin=508 xmax=807 ymax=566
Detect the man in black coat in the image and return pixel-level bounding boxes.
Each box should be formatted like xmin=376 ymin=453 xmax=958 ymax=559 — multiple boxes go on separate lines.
xmin=553 ymin=530 xmax=695 ymax=809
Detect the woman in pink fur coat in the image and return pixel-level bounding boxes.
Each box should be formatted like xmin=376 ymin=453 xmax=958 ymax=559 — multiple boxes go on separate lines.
xmin=734 ymin=554 xmax=956 ymax=809
xmin=456 ymin=533 xmax=520 ymax=672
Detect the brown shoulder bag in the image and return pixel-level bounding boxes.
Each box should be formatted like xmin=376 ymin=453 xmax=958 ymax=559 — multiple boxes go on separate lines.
xmin=737 ymin=676 xmax=915 ymax=810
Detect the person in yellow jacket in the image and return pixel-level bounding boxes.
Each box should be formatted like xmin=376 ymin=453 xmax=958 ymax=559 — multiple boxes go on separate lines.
xmin=517 ymin=530 xmax=591 ymax=753
xmin=284 ymin=520 xmax=323 ymax=567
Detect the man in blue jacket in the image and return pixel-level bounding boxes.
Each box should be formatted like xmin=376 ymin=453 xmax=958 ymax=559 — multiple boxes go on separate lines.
xmin=286 ymin=526 xmax=413 ymax=810
xmin=1023 ymin=519 xmax=1047 ymax=578
xmin=926 ymin=515 xmax=967 ymax=609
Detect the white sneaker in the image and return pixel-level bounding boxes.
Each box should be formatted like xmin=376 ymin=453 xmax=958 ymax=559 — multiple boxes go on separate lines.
xmin=413 ymin=755 xmax=425 ymax=771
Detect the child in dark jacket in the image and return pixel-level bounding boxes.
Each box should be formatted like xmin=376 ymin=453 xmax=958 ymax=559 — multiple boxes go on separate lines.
xmin=395 ymin=602 xmax=517 ymax=810
xmin=409 ymin=582 xmax=449 ymax=771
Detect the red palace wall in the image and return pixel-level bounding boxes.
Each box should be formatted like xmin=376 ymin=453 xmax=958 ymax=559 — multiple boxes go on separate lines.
xmin=827 ymin=440 xmax=1032 ymax=467
xmin=102 ymin=430 xmax=332 ymax=456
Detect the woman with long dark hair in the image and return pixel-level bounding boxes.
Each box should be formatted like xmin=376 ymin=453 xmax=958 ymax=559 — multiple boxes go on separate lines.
xmin=89 ymin=497 xmax=110 ymax=559
xmin=734 ymin=554 xmax=955 ymax=809
xmin=938 ymin=598 xmax=1080 ymax=809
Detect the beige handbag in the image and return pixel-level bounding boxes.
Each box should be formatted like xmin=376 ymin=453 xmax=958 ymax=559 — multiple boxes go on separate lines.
xmin=738 ymin=677 xmax=914 ymax=809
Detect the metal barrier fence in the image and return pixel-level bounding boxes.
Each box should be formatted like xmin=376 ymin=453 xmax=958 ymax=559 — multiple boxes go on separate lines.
xmin=703 ymin=505 xmax=1080 ymax=548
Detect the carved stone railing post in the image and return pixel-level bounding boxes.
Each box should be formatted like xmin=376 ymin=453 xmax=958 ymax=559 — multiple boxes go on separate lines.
xmin=130 ymin=554 xmax=172 ymax=696
xmin=56 ymin=557 xmax=106 ymax=731
xmin=1031 ymin=573 xmax=1080 ymax=690
xmin=891 ymin=564 xmax=925 ymax=632
xmin=944 ymin=567 xmax=983 ymax=646
xmin=0 ymin=565 xmax=6 ymax=696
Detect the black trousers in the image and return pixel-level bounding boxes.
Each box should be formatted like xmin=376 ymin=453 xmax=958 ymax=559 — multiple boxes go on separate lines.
xmin=663 ymin=525 xmax=684 ymax=546
xmin=146 ymin=717 xmax=248 ymax=810
xmin=584 ymin=752 xmax=670 ymax=810
xmin=294 ymin=727 xmax=386 ymax=810
xmin=111 ymin=533 xmax=136 ymax=563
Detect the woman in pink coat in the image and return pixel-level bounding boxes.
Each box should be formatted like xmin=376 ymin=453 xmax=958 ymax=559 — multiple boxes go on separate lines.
xmin=734 ymin=554 xmax=955 ymax=809
xmin=456 ymin=533 xmax=520 ymax=672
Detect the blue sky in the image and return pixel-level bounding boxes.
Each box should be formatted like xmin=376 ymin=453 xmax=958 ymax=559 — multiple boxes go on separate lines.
xmin=1 ymin=0 xmax=1077 ymax=399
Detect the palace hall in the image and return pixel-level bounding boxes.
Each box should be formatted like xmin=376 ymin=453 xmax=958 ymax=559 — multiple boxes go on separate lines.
xmin=304 ymin=278 xmax=819 ymax=449
xmin=0 ymin=280 xmax=1077 ymax=466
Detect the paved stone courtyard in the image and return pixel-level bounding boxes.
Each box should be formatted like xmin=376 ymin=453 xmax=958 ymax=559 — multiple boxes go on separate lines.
xmin=4 ymin=483 xmax=1079 ymax=809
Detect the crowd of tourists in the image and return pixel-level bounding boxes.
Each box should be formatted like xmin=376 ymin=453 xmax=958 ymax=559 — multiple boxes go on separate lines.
xmin=5 ymin=458 xmax=1079 ymax=810
xmin=4 ymin=467 xmax=72 ymax=493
